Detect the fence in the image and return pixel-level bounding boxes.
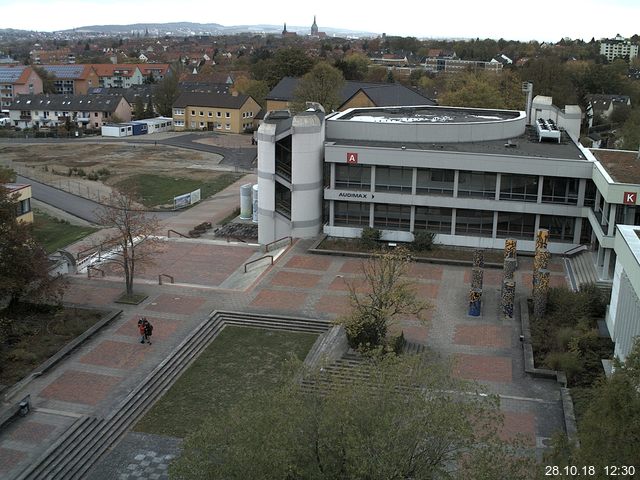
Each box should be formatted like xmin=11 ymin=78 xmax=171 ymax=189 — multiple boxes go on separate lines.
xmin=5 ymin=161 xmax=113 ymax=204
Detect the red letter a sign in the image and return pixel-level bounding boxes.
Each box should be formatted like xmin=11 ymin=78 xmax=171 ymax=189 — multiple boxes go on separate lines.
xmin=346 ymin=152 xmax=358 ymax=164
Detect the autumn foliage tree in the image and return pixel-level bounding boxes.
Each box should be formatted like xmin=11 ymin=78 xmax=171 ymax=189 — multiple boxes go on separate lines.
xmin=0 ymin=170 xmax=65 ymax=310
xmin=95 ymin=190 xmax=162 ymax=296
xmin=292 ymin=61 xmax=345 ymax=113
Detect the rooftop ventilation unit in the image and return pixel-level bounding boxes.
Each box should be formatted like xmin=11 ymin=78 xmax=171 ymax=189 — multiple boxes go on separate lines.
xmin=535 ymin=118 xmax=561 ymax=143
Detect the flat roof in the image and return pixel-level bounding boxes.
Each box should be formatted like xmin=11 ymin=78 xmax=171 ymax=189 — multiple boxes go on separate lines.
xmin=2 ymin=183 xmax=29 ymax=192
xmin=590 ymin=149 xmax=640 ymax=184
xmin=333 ymin=105 xmax=521 ymax=124
xmin=327 ymin=127 xmax=587 ymax=161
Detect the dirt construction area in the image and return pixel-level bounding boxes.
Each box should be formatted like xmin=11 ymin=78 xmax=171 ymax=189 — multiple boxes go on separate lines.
xmin=0 ymin=142 xmax=235 ymax=204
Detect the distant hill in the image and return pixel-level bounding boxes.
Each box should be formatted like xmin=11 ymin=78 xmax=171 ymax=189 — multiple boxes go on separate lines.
xmin=65 ymin=21 xmax=376 ymax=38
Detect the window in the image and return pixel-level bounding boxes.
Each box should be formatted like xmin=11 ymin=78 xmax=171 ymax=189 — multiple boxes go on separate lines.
xmin=174 ymin=109 xmax=184 ymax=116
xmin=375 ymin=166 xmax=413 ymax=193
xmin=174 ymin=120 xmax=184 ymax=126
xmin=584 ymin=180 xmax=597 ymax=207
xmin=199 ymin=122 xmax=205 ymax=128
xmin=457 ymin=171 xmax=496 ymax=198
xmin=190 ymin=121 xmax=196 ymax=128
xmin=225 ymin=123 xmax=230 ymax=130
xmin=414 ymin=206 xmax=452 ymax=233
xmin=94 ymin=112 xmax=98 ymax=117
xmin=373 ymin=204 xmax=411 ymax=231
xmin=216 ymin=111 xmax=221 ymax=117
xmin=16 ymin=198 xmax=31 ymax=216
xmin=496 ymin=212 xmax=535 ymax=239
xmin=335 ymin=164 xmax=371 ymax=190
xmin=191 ymin=110 xmax=196 ymax=115
xmin=208 ymin=111 xmax=213 ymax=117
xmin=334 ymin=201 xmax=370 ymax=227
xmin=199 ymin=111 xmax=204 ymax=116
xmin=500 ymin=174 xmax=538 ymax=202
xmin=541 ymin=177 xmax=578 ymax=205
xmin=225 ymin=112 xmax=230 ymax=118
xmin=539 ymin=215 xmax=575 ymax=242
xmin=455 ymin=209 xmax=494 ymax=237
xmin=416 ymin=168 xmax=454 ymax=196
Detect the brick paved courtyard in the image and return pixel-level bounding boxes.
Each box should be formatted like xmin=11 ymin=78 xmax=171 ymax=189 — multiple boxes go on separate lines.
xmin=0 ymin=237 xmax=570 ymax=479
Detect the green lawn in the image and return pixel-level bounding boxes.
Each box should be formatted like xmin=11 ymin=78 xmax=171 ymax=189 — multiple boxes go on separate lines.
xmin=31 ymin=210 xmax=98 ymax=253
xmin=134 ymin=326 xmax=318 ymax=438
xmin=114 ymin=173 xmax=242 ymax=208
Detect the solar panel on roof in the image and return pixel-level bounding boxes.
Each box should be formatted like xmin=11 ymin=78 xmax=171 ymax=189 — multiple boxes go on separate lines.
xmin=41 ymin=65 xmax=84 ymax=79
xmin=0 ymin=66 xmax=26 ymax=83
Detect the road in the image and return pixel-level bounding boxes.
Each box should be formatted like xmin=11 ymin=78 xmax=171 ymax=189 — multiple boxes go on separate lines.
xmin=17 ymin=175 xmax=178 ymax=224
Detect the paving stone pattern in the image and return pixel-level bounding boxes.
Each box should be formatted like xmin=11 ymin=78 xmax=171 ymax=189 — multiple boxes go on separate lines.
xmin=0 ymin=234 xmax=571 ymax=478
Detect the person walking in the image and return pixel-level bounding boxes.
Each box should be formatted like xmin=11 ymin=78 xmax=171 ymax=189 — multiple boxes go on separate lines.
xmin=137 ymin=317 xmax=147 ymax=344
xmin=143 ymin=319 xmax=154 ymax=345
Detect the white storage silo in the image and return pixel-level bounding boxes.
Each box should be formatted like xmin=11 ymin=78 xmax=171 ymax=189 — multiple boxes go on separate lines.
xmin=240 ymin=183 xmax=252 ymax=220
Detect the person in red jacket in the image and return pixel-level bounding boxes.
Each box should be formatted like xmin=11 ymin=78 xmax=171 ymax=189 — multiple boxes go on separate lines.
xmin=137 ymin=317 xmax=147 ymax=344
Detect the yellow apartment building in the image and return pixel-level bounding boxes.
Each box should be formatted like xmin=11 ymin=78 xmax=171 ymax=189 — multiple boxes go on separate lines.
xmin=172 ymin=92 xmax=260 ymax=133
xmin=4 ymin=183 xmax=33 ymax=224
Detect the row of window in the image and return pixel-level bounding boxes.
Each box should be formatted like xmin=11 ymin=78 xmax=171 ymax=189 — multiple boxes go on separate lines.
xmin=189 ymin=121 xmax=231 ymax=130
xmin=333 ymin=165 xmax=589 ymax=206
xmin=333 ymin=201 xmax=577 ymax=242
xmin=174 ymin=109 xmax=255 ymax=118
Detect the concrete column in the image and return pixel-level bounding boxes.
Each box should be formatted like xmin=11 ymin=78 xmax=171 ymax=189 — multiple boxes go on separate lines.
xmin=537 ymin=175 xmax=544 ymax=203
xmin=370 ymin=165 xmax=376 ymax=193
xmin=573 ymin=217 xmax=583 ymax=244
xmin=601 ymin=248 xmax=612 ymax=280
xmin=411 ymin=168 xmax=417 ymax=195
xmin=495 ymin=173 xmax=502 ymax=201
xmin=369 ymin=203 xmax=374 ymax=227
xmin=492 ymin=211 xmax=498 ymax=239
xmin=608 ymin=204 xmax=617 ymax=236
xmin=451 ymin=208 xmax=457 ymax=236
xmin=453 ymin=170 xmax=459 ymax=198
xmin=534 ymin=214 xmax=541 ymax=234
xmin=330 ymin=163 xmax=335 ymax=189
xmin=577 ymin=178 xmax=586 ymax=207
xmin=410 ymin=206 xmax=415 ymax=232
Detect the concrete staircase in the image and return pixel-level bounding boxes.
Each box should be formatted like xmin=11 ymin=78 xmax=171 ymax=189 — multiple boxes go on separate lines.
xmin=15 ymin=311 xmax=330 ymax=480
xmin=300 ymin=340 xmax=427 ymax=394
xmin=566 ymin=251 xmax=612 ymax=295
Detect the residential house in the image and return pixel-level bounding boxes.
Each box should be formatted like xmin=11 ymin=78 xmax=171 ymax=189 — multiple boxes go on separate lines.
xmin=586 ymin=94 xmax=632 ymax=128
xmin=38 ymin=64 xmax=99 ymax=95
xmin=90 ymin=64 xmax=145 ymax=88
xmin=8 ymin=94 xmax=131 ymax=130
xmin=491 ymin=53 xmax=514 ymax=65
xmin=138 ymin=64 xmax=171 ymax=82
xmin=265 ymin=77 xmax=435 ymax=112
xmin=3 ymin=183 xmax=33 ymax=224
xmin=172 ymin=92 xmax=260 ymax=133
xmin=88 ymin=84 xmax=156 ymax=118
xmin=422 ymin=57 xmax=503 ymax=74
xmin=0 ymin=66 xmax=43 ymax=112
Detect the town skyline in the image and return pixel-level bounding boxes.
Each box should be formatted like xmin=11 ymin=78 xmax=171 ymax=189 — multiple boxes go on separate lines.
xmin=2 ymin=0 xmax=639 ymax=42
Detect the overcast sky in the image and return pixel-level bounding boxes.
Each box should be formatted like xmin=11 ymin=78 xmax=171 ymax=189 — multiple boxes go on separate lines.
xmin=1 ymin=0 xmax=639 ymax=42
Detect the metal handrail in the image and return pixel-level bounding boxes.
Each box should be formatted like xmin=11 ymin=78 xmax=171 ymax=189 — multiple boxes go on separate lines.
xmin=226 ymin=236 xmax=247 ymax=243
xmin=244 ymin=255 xmax=273 ymax=272
xmin=158 ymin=273 xmax=174 ymax=285
xmin=265 ymin=236 xmax=293 ymax=252
xmin=563 ymin=244 xmax=587 ymax=257
xmin=167 ymin=229 xmax=189 ymax=238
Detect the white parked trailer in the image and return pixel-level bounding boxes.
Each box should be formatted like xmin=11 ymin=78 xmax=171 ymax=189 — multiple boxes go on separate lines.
xmin=134 ymin=116 xmax=173 ymax=134
xmin=101 ymin=124 xmax=133 ymax=137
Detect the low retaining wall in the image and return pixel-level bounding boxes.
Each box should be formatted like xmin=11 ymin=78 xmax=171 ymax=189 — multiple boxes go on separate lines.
xmin=519 ymin=298 xmax=578 ymax=446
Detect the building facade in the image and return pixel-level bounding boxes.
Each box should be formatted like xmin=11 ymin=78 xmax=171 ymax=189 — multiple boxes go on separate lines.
xmin=607 ymin=225 xmax=640 ymax=361
xmin=0 ymin=66 xmax=43 ymax=111
xmin=3 ymin=184 xmax=33 ymax=224
xmin=172 ymin=92 xmax=259 ymax=133
xmin=8 ymin=94 xmax=131 ymax=130
xmin=39 ymin=65 xmax=99 ymax=95
xmin=599 ymin=35 xmax=639 ymax=62
xmin=259 ymin=105 xmax=640 ymax=282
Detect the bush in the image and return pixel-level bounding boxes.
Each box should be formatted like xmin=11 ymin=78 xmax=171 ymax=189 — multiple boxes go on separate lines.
xmin=7 ymin=348 xmax=38 ymax=363
xmin=412 ymin=230 xmax=435 ymax=252
xmin=340 ymin=310 xmax=386 ymax=351
xmin=360 ymin=227 xmax=381 ymax=250
xmin=387 ymin=331 xmax=406 ymax=355
xmin=545 ymin=351 xmax=584 ymax=384
xmin=87 ymin=172 xmax=99 ymax=181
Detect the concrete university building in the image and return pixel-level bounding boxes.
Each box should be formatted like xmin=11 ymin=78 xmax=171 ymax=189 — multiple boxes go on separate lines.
xmin=257 ymin=103 xmax=640 ymax=359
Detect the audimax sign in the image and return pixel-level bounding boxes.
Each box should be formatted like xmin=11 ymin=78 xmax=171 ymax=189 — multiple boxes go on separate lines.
xmin=337 ymin=191 xmax=369 ymax=199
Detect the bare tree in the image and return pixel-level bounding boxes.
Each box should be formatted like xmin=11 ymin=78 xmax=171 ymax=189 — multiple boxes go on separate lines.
xmin=95 ymin=190 xmax=163 ymax=296
xmin=337 ymin=247 xmax=429 ymax=350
